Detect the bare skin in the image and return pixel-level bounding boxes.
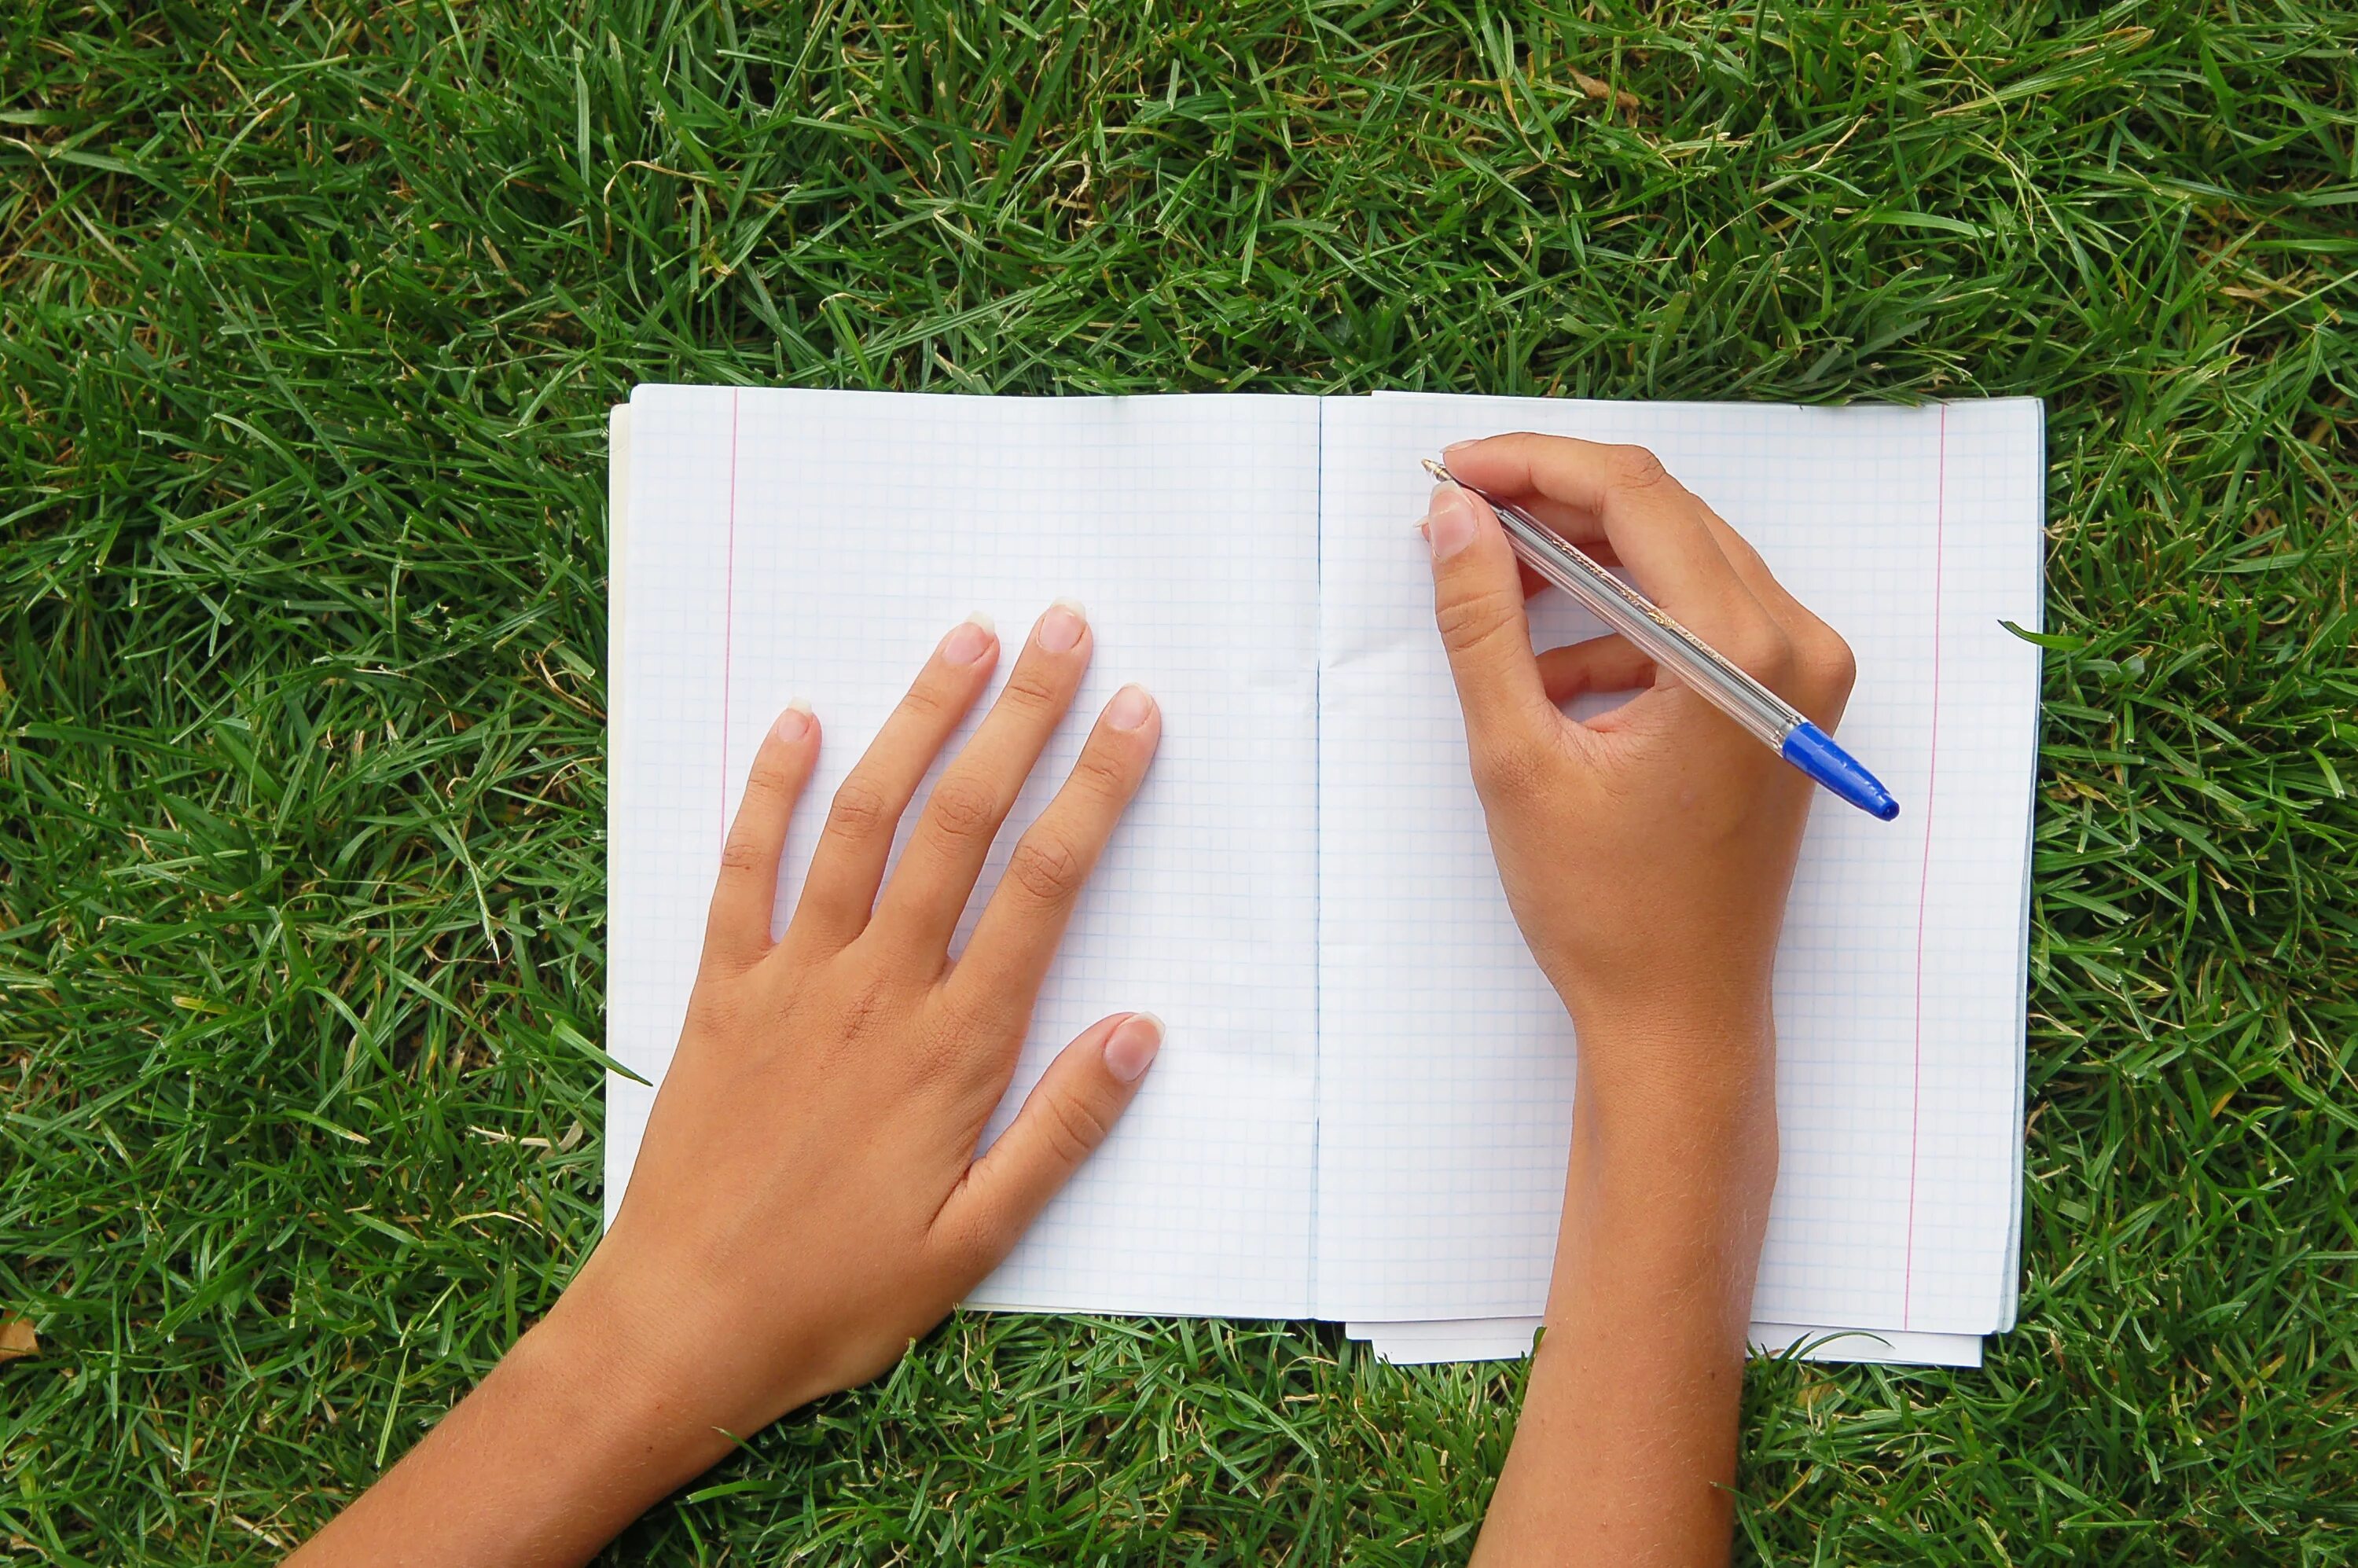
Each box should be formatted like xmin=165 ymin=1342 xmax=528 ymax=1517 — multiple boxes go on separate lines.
xmin=1427 ymin=436 xmax=1854 ymax=1566
xmin=291 ymin=602 xmax=1168 ymax=1566
xmin=289 ymin=437 xmax=1856 ymax=1567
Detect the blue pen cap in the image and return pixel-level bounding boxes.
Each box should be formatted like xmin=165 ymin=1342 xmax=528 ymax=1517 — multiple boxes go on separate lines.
xmin=1781 ymin=722 xmax=1900 ymax=821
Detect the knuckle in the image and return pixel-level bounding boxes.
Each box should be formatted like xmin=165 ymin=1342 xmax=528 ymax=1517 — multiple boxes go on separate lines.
xmin=936 ymin=960 xmax=1001 ymax=1017
xmin=924 ymin=772 xmax=1001 ymax=843
xmin=897 ymin=681 xmax=948 ymax=723
xmin=1002 ymin=661 xmax=1065 ymax=712
xmin=824 ymin=777 xmax=893 ymax=843
xmin=1723 ymin=533 xmax=1769 ymax=576
xmin=717 ymin=833 xmax=767 ymax=876
xmin=1725 ymin=618 xmax=1796 ymax=683
xmin=1807 ymin=625 xmax=1859 ymax=696
xmin=1007 ymin=829 xmax=1085 ymax=906
xmin=1041 ymin=1088 xmax=1111 ymax=1166
xmin=1607 ymin=444 xmax=1672 ymax=493
xmin=946 ymin=976 xmax=1024 ymax=1043
xmin=744 ymin=755 xmax=795 ymax=801
xmin=899 ymin=1016 xmax=965 ymax=1090
xmin=1070 ymin=744 xmax=1134 ymax=802
xmin=832 ymin=967 xmax=896 ymax=1041
xmin=1433 ymin=582 xmax=1522 ymax=654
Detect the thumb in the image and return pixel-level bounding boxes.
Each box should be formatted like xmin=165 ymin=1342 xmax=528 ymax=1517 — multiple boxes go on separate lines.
xmin=932 ymin=1012 xmax=1161 ymax=1273
xmin=1424 ymin=481 xmax=1555 ymax=756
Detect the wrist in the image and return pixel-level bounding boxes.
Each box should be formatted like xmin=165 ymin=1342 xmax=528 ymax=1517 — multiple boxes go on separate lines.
xmin=1548 ymin=1012 xmax=1780 ymax=1338
xmin=499 ymin=1296 xmax=727 ymax=1502
xmin=543 ymin=1232 xmax=853 ymax=1472
xmin=1560 ymin=1004 xmax=1779 ymax=1210
xmin=288 ymin=1279 xmax=734 ymax=1566
xmin=1567 ymin=995 xmax=1774 ymax=1112
xmin=1569 ymin=982 xmax=1772 ymax=1034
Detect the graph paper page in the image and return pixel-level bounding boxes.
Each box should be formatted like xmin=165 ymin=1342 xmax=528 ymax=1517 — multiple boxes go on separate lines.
xmin=1314 ymin=393 xmax=2042 ymax=1333
xmin=606 ymin=386 xmax=1323 ymax=1317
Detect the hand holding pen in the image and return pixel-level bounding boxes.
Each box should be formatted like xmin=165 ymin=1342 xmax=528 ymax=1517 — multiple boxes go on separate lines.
xmin=1418 ymin=433 xmax=1862 ymax=1558
xmin=1423 ymin=457 xmax=1894 ymax=821
xmin=1416 ymin=433 xmax=1862 ymax=1050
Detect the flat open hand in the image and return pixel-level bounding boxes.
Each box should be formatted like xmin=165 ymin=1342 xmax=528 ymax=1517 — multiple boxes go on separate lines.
xmin=552 ymin=602 xmax=1162 ymax=1447
xmin=291 ymin=604 xmax=1163 ymax=1567
xmin=579 ymin=603 xmax=1163 ymax=1427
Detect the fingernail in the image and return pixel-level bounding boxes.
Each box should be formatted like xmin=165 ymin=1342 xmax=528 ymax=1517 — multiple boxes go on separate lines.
xmin=1443 ymin=439 xmax=1475 ymax=457
xmin=942 ymin=613 xmax=995 ymax=666
xmin=1104 ymin=683 xmax=1155 ymax=731
xmin=772 ymin=699 xmax=814 ymax=743
xmin=1038 ymin=598 xmax=1086 ymax=653
xmin=1104 ymin=1012 xmax=1162 ymax=1082
xmin=1425 ymin=483 xmax=1475 ymax=561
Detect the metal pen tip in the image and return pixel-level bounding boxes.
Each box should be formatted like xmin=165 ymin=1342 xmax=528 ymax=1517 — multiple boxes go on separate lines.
xmin=1420 ymin=457 xmax=1453 ymax=483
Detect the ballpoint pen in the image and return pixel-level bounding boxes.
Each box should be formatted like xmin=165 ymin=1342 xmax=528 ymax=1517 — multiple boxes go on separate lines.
xmin=1423 ymin=457 xmax=1901 ymax=821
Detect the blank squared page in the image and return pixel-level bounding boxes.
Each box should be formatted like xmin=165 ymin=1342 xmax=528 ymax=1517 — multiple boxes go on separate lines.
xmin=606 ymin=387 xmax=1324 ymax=1317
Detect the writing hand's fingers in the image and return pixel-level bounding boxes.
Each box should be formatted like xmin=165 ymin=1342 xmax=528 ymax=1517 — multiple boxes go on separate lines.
xmin=1424 ymin=482 xmax=1563 ymax=770
xmin=1658 ymin=499 xmax=1858 ymax=719
xmin=1496 ymin=462 xmax=1857 ymax=722
xmin=1690 ymin=513 xmax=1858 ymax=723
xmin=1442 ymin=435 xmax=1761 ymax=637
xmin=949 ymin=683 xmax=1160 ymax=1026
xmin=789 ymin=617 xmax=999 ymax=949
xmin=929 ymin=1012 xmax=1161 ymax=1282
xmin=1490 ymin=500 xmax=1623 ymax=574
xmin=1449 ymin=435 xmax=1802 ymax=625
xmin=874 ymin=603 xmax=1092 ymax=960
xmin=1444 ymin=435 xmax=1859 ymax=716
xmin=703 ymin=703 xmax=823 ymax=971
xmin=1496 ymin=480 xmax=1761 ymax=619
xmin=1536 ymin=635 xmax=1658 ymax=711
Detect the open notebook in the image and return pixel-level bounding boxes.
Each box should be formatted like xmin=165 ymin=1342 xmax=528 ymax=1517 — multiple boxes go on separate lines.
xmin=607 ymin=387 xmax=2044 ymax=1365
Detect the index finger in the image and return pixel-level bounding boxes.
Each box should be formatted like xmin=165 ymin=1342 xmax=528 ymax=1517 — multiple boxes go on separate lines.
xmin=1442 ymin=434 xmax=1756 ymax=630
xmin=946 ymin=683 xmax=1161 ymax=1030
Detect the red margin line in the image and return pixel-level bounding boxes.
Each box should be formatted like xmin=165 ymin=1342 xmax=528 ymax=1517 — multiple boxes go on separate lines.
xmin=720 ymin=388 xmax=740 ymax=848
xmin=1902 ymin=403 xmax=1948 ymax=1329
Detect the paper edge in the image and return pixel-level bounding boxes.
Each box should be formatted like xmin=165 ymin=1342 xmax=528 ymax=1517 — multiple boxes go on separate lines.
xmin=1343 ymin=1317 xmax=1983 ymax=1368
xmin=603 ymin=402 xmax=634 ymax=1232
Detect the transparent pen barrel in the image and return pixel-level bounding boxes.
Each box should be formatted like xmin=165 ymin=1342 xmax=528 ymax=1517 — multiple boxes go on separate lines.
xmin=1493 ymin=505 xmax=1802 ymax=749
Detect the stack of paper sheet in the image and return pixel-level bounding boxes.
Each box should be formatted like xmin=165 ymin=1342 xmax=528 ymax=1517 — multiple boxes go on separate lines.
xmin=606 ymin=387 xmax=2044 ymax=1367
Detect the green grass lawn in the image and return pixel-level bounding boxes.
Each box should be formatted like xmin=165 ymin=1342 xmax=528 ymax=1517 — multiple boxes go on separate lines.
xmin=6 ymin=1 xmax=2356 ymax=1560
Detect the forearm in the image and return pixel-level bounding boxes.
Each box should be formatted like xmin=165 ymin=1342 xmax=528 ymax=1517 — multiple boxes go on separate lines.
xmin=287 ymin=1290 xmax=729 ymax=1568
xmin=1476 ymin=1012 xmax=1778 ymax=1566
